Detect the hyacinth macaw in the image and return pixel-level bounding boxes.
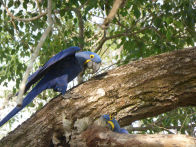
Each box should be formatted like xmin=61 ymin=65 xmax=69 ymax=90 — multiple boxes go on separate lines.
xmin=102 ymin=114 xmax=129 ymax=134
xmin=0 ymin=46 xmax=101 ymax=127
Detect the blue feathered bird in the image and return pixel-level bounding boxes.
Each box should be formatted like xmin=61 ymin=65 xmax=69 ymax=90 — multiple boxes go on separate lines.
xmin=102 ymin=114 xmax=129 ymax=134
xmin=0 ymin=46 xmax=101 ymax=127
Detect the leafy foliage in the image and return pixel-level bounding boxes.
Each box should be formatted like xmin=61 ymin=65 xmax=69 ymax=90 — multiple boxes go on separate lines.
xmin=130 ymin=107 xmax=196 ymax=137
xmin=0 ymin=0 xmax=195 ymax=88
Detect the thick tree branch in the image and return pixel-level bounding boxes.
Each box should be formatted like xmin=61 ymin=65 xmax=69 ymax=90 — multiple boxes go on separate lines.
xmin=101 ymin=0 xmax=124 ymax=29
xmin=126 ymin=125 xmax=195 ymax=132
xmin=0 ymin=47 xmax=196 ymax=146
xmin=16 ymin=0 xmax=53 ymax=105
xmin=83 ymin=126 xmax=196 ymax=147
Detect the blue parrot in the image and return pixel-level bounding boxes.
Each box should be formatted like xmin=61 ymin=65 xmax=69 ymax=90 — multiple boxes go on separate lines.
xmin=102 ymin=114 xmax=129 ymax=134
xmin=0 ymin=46 xmax=101 ymax=127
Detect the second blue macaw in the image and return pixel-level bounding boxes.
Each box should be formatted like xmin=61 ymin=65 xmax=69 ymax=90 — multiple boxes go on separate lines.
xmin=0 ymin=46 xmax=101 ymax=127
xmin=102 ymin=114 xmax=129 ymax=134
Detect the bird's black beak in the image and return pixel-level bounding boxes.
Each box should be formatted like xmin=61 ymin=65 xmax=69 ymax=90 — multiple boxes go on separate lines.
xmin=87 ymin=61 xmax=101 ymax=73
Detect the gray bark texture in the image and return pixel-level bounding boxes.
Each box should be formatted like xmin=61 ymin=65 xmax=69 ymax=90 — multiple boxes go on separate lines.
xmin=0 ymin=47 xmax=196 ymax=147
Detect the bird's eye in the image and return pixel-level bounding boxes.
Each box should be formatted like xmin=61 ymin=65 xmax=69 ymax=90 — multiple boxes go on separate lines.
xmin=90 ymin=55 xmax=94 ymax=59
xmin=109 ymin=114 xmax=113 ymax=120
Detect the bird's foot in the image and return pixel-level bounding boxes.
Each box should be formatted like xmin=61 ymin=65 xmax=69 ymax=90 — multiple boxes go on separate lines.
xmin=17 ymin=104 xmax=22 ymax=108
xmin=62 ymin=93 xmax=82 ymax=99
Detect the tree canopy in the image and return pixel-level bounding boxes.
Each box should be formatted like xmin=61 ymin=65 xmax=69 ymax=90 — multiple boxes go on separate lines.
xmin=0 ymin=0 xmax=195 ymax=89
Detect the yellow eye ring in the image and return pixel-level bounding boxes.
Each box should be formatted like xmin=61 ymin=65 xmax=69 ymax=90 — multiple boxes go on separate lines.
xmin=109 ymin=114 xmax=113 ymax=120
xmin=90 ymin=55 xmax=94 ymax=59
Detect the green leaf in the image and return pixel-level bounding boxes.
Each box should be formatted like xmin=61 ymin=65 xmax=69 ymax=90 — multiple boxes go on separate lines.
xmin=60 ymin=9 xmax=65 ymax=17
xmin=23 ymin=1 xmax=27 ymax=10
xmin=154 ymin=17 xmax=162 ymax=27
xmin=175 ymin=21 xmax=183 ymax=29
xmin=133 ymin=6 xmax=141 ymax=19
xmin=166 ymin=29 xmax=172 ymax=40
xmin=74 ymin=18 xmax=77 ymax=24
xmin=28 ymin=102 xmax=35 ymax=107
xmin=8 ymin=0 xmax=13 ymax=8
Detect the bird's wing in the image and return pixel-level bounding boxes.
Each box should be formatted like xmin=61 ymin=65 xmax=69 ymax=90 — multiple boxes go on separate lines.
xmin=24 ymin=46 xmax=80 ymax=93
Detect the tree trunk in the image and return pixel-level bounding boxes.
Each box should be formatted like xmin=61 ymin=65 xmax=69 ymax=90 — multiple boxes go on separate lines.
xmin=0 ymin=47 xmax=196 ymax=147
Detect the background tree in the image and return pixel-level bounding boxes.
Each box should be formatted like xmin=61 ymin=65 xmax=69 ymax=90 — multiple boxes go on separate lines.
xmin=0 ymin=0 xmax=195 ymax=145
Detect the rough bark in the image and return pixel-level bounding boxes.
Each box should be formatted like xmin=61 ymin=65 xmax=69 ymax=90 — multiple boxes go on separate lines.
xmin=0 ymin=47 xmax=196 ymax=147
xmin=83 ymin=126 xmax=196 ymax=147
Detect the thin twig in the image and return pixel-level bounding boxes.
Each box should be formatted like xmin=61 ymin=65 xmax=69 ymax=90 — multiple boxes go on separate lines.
xmin=73 ymin=8 xmax=84 ymax=50
xmin=91 ymin=30 xmax=105 ymax=48
xmin=153 ymin=123 xmax=175 ymax=134
xmin=36 ymin=0 xmax=42 ymax=14
xmin=179 ymin=112 xmax=196 ymax=133
xmin=94 ymin=26 xmax=150 ymax=53
xmin=10 ymin=19 xmax=19 ymax=35
xmin=86 ymin=32 xmax=102 ymax=42
xmin=100 ymin=39 xmax=116 ymax=56
xmin=2 ymin=1 xmax=47 ymax=22
xmin=16 ymin=0 xmax=53 ymax=106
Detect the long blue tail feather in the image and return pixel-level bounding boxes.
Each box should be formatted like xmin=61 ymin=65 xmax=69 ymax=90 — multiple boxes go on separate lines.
xmin=0 ymin=82 xmax=47 ymax=127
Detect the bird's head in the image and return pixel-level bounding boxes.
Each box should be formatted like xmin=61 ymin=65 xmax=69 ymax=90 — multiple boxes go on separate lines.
xmin=75 ymin=51 xmax=101 ymax=73
xmin=102 ymin=114 xmax=121 ymax=132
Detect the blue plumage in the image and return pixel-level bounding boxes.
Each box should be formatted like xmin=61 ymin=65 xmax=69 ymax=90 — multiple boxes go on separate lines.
xmin=102 ymin=114 xmax=129 ymax=134
xmin=0 ymin=46 xmax=101 ymax=127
